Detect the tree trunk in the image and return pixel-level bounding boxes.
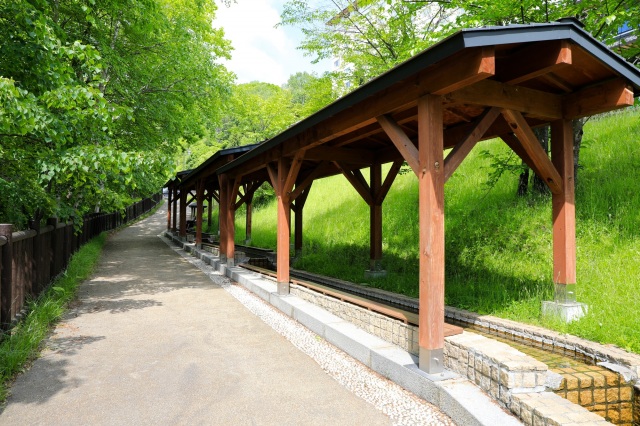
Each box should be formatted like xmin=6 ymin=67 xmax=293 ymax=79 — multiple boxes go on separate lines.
xmin=517 ymin=165 xmax=529 ymax=196
xmin=572 ymin=118 xmax=585 ymax=188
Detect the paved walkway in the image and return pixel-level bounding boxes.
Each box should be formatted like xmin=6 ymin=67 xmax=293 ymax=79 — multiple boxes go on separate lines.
xmin=0 ymin=206 xmax=393 ymax=425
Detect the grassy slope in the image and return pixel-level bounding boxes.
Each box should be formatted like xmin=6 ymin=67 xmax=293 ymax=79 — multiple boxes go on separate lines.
xmin=235 ymin=109 xmax=640 ymax=353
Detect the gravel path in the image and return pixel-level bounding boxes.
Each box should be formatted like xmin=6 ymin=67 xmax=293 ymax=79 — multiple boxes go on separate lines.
xmin=165 ymin=236 xmax=456 ymax=426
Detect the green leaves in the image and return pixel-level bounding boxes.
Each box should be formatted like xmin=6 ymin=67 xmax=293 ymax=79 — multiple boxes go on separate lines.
xmin=1 ymin=0 xmax=232 ymax=228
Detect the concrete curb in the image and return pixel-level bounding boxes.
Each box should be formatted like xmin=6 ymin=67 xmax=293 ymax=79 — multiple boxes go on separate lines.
xmin=164 ymin=234 xmax=521 ymax=426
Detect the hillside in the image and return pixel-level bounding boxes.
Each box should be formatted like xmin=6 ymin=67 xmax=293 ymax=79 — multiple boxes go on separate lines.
xmin=234 ymin=109 xmax=640 ymax=353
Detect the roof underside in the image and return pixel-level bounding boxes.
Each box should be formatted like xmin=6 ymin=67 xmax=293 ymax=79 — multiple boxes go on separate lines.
xmin=214 ymin=22 xmax=640 ymax=186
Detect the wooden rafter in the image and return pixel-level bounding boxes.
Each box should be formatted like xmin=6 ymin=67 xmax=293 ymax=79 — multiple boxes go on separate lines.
xmin=501 ymin=40 xmax=572 ymax=85
xmin=444 ymin=107 xmax=501 ymax=182
xmin=501 ymin=109 xmax=563 ymax=194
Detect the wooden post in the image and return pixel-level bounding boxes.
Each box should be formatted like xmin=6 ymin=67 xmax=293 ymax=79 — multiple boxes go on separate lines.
xmin=551 ymin=119 xmax=576 ymax=302
xmin=225 ymin=178 xmax=236 ymax=266
xmin=167 ymin=186 xmax=172 ymax=230
xmin=370 ymin=164 xmax=383 ymax=271
xmin=172 ymin=187 xmax=178 ymax=232
xmin=293 ymin=185 xmax=311 ymax=254
xmin=218 ymin=175 xmax=228 ymax=262
xmin=0 ymin=224 xmax=12 ymax=326
xmin=417 ymin=95 xmax=445 ymax=374
xmin=276 ymin=158 xmax=291 ymax=295
xmin=245 ymin=196 xmax=253 ymax=244
xmin=207 ymin=192 xmax=213 ymax=230
xmin=179 ymin=187 xmax=187 ymax=238
xmin=195 ymin=180 xmax=205 ymax=248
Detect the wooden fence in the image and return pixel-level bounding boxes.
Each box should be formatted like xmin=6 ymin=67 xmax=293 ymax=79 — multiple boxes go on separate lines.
xmin=0 ymin=193 xmax=162 ymax=327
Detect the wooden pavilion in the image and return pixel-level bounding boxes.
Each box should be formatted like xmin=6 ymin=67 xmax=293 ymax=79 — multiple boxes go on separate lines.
xmin=175 ymin=20 xmax=640 ymax=374
xmin=168 ymin=144 xmax=259 ymax=251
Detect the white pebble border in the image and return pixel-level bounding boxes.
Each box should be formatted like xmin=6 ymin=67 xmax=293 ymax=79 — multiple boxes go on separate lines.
xmin=165 ymin=239 xmax=455 ymax=426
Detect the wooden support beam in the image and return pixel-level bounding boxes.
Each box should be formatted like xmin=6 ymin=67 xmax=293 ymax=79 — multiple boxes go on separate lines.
xmin=167 ymin=187 xmax=172 ymax=230
xmin=500 ymin=40 xmax=572 ymax=85
xmin=195 ymin=180 xmax=205 ymax=247
xmin=377 ymin=114 xmax=420 ymax=176
xmin=563 ymin=78 xmax=634 ymax=119
xmin=225 ymin=177 xmax=236 ymax=265
xmin=284 ymin=151 xmax=305 ymax=196
xmin=500 ymin=133 xmax=545 ymax=179
xmin=218 ymin=174 xmax=228 ymax=261
xmin=294 ymin=184 xmax=312 ymax=252
xmin=334 ymin=162 xmax=374 ymax=205
xmin=447 ymin=79 xmax=563 ymax=119
xmin=266 ymin=163 xmax=278 ymax=192
xmin=370 ymin=164 xmax=383 ymax=268
xmin=501 ymin=109 xmax=563 ymax=194
xmin=276 ymin=157 xmax=291 ymax=294
xmin=418 ymin=94 xmax=445 ymax=374
xmin=207 ymin=192 xmax=213 ymax=230
xmin=179 ymin=188 xmax=187 ymax=237
xmin=172 ymin=187 xmax=178 ymax=231
xmin=375 ymin=160 xmax=403 ymax=205
xmin=235 ymin=180 xmax=263 ymax=210
xmin=289 ymin=162 xmax=332 ymax=202
xmin=551 ymin=119 xmax=576 ymax=288
xmin=444 ymin=107 xmax=501 ymax=182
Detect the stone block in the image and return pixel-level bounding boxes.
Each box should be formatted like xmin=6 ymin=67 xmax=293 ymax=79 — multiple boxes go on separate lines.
xmin=541 ymin=300 xmax=588 ymax=322
xmin=620 ymin=386 xmax=632 ymax=401
xmin=566 ymin=390 xmax=579 ymax=404
xmin=607 ymin=387 xmax=620 ymax=402
xmin=565 ymin=375 xmax=579 ymax=390
xmin=579 ymin=390 xmax=593 ymax=405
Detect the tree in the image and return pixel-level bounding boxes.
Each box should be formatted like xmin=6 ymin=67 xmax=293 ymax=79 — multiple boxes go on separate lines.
xmin=0 ymin=0 xmax=233 ymax=228
xmin=284 ymin=71 xmax=337 ymax=119
xmin=214 ymin=82 xmax=297 ymax=148
xmin=280 ymin=0 xmax=452 ymax=89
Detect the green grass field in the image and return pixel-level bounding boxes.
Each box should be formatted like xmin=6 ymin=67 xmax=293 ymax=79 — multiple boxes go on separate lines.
xmin=231 ymin=109 xmax=640 ymax=354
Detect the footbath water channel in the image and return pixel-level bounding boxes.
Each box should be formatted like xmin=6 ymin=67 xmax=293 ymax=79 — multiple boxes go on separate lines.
xmin=455 ymin=322 xmax=639 ymax=426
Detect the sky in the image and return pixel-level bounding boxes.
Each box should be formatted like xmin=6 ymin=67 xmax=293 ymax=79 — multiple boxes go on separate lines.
xmin=213 ymin=0 xmax=332 ymax=86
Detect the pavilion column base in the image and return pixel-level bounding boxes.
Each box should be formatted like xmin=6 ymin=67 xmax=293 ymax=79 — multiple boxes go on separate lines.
xmin=419 ymin=347 xmax=444 ymax=374
xmin=219 ymin=254 xmax=227 ymax=263
xmin=542 ymin=301 xmax=587 ymax=323
xmin=226 ymin=258 xmax=235 ymax=267
xmin=364 ymin=269 xmax=387 ymax=279
xmin=243 ymin=239 xmax=251 ymax=245
xmin=277 ymin=281 xmax=290 ymax=295
xmin=365 ymin=260 xmax=386 ymax=279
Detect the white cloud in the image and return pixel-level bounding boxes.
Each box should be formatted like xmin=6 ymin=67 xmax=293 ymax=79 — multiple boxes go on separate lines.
xmin=214 ymin=0 xmax=329 ymax=85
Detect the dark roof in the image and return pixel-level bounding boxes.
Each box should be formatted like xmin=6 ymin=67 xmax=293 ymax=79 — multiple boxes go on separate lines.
xmin=179 ymin=143 xmax=259 ymax=189
xmin=217 ymin=20 xmax=640 ymax=176
xmin=164 ymin=169 xmax=192 ymax=188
